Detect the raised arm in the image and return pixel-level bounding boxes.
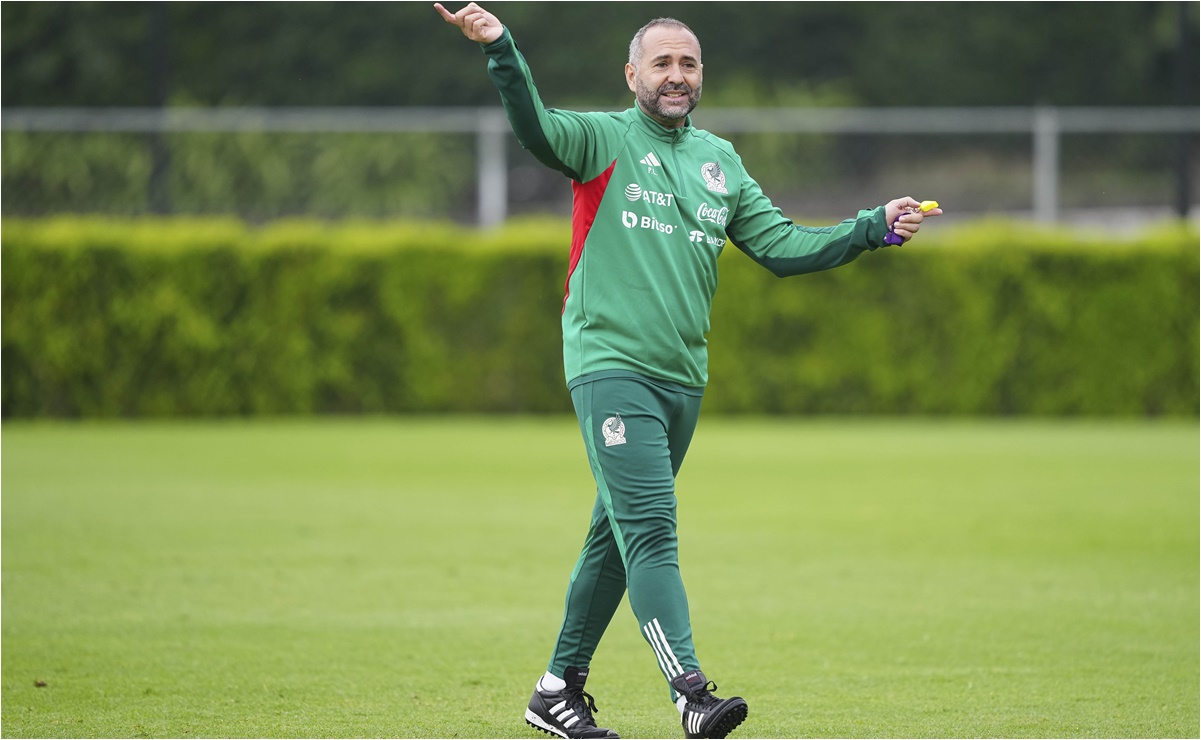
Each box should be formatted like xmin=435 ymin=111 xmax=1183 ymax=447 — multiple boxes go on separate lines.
xmin=434 ymin=2 xmax=614 ymax=182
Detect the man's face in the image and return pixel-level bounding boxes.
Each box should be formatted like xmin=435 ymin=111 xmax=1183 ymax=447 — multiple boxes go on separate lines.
xmin=625 ymin=26 xmax=702 ymax=129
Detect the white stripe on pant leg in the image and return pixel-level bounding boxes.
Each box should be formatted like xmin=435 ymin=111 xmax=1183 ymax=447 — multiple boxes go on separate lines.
xmin=643 ymin=621 xmax=676 ymax=679
xmin=641 ymin=622 xmax=669 ymax=677
xmin=651 ymin=618 xmax=685 ymax=675
xmin=644 ymin=620 xmax=682 ymax=679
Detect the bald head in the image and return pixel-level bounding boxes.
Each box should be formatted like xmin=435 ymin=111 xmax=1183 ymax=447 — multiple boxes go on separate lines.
xmin=628 ymin=18 xmax=701 ymax=68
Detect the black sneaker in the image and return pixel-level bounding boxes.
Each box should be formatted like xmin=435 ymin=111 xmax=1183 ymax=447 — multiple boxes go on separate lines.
xmin=671 ymin=669 xmax=748 ymax=739
xmin=524 ymin=666 xmax=620 ymax=739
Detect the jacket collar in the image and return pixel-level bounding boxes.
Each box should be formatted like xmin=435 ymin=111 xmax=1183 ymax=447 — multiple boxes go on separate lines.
xmin=632 ymin=101 xmax=693 ymax=142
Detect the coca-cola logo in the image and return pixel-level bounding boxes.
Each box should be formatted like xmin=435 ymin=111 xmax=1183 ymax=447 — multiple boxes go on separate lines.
xmin=696 ymin=202 xmax=728 ymax=226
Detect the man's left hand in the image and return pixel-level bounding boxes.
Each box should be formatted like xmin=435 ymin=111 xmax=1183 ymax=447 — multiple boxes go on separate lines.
xmin=885 ymin=197 xmax=943 ymax=243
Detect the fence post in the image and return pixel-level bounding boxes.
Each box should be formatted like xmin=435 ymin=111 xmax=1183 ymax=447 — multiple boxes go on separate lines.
xmin=477 ymin=110 xmax=508 ymax=228
xmin=1033 ymin=106 xmax=1059 ymax=222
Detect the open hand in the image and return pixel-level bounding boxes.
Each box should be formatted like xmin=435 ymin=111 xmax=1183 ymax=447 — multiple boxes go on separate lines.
xmin=885 ymin=197 xmax=943 ymax=243
xmin=434 ymin=2 xmax=504 ymax=44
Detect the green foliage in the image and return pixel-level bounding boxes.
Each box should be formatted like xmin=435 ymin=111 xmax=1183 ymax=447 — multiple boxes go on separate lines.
xmin=707 ymin=222 xmax=1200 ymax=415
xmin=2 ymin=217 xmax=1196 ymax=418
xmin=3 ymin=2 xmax=1197 ymax=108
xmin=1 ymin=131 xmax=477 ymax=218
xmin=4 ymin=3 xmax=1194 ymax=219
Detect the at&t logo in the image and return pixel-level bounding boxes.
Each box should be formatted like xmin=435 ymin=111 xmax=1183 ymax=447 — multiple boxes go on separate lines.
xmin=625 ymin=183 xmax=674 ymax=207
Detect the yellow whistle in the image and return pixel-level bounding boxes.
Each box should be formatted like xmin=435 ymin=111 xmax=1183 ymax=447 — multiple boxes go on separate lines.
xmin=919 ymin=200 xmax=940 ymax=212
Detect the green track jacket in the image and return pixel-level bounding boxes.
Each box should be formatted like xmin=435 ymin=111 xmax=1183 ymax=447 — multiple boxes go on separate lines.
xmin=482 ymin=28 xmax=892 ymax=390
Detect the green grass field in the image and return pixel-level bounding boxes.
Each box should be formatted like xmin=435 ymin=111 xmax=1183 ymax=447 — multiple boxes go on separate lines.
xmin=2 ymin=417 xmax=1197 ymax=738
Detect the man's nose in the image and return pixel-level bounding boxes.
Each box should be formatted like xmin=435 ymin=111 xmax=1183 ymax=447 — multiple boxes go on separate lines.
xmin=666 ymin=63 xmax=685 ymax=83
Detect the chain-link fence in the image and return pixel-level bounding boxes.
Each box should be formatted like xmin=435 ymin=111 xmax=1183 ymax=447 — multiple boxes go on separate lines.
xmin=3 ymin=106 xmax=1196 ymax=231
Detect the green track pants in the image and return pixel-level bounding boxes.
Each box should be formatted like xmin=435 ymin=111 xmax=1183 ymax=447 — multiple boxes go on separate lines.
xmin=548 ymin=372 xmax=705 ymax=697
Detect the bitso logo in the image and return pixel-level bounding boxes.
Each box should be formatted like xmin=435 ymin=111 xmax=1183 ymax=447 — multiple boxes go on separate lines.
xmin=621 ymin=211 xmax=676 ymax=234
xmin=701 ymin=161 xmax=727 ymax=194
xmin=689 ymin=230 xmax=705 ymax=244
xmin=625 ymin=184 xmax=643 ymax=202
xmin=602 ymin=415 xmax=627 ymax=447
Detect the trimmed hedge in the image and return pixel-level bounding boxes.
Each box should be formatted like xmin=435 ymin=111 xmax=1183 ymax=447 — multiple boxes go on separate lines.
xmin=708 ymin=222 xmax=1199 ymax=415
xmin=2 ymin=217 xmax=1197 ymax=417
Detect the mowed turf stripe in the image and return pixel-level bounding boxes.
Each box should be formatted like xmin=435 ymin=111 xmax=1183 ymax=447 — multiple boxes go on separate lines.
xmin=2 ymin=418 xmax=1197 ymax=738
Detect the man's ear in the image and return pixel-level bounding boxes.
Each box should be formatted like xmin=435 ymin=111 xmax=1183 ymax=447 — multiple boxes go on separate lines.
xmin=624 ymin=63 xmax=637 ymax=93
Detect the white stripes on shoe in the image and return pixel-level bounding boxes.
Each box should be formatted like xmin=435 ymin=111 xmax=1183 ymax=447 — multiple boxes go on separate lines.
xmin=642 ymin=617 xmax=684 ymax=680
xmin=685 ymin=709 xmax=703 ymax=735
xmin=549 ymin=700 xmax=582 ymax=729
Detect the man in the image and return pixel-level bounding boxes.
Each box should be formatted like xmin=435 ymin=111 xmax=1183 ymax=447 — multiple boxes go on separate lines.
xmin=435 ymin=4 xmax=941 ymax=739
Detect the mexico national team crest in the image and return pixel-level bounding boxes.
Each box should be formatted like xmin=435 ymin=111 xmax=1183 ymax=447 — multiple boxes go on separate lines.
xmin=701 ymin=161 xmax=727 ymax=194
xmin=602 ymin=415 xmax=627 ymax=447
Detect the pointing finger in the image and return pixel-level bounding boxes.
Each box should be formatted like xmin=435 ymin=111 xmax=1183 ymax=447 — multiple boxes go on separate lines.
xmin=433 ymin=3 xmax=457 ymax=22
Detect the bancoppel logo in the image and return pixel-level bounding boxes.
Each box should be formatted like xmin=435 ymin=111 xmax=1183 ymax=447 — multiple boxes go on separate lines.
xmin=641 ymin=151 xmax=662 ymax=173
xmin=602 ymin=415 xmax=627 ymax=447
xmin=625 ymin=184 xmax=674 ymax=207
xmin=696 ymin=202 xmax=729 ymax=226
xmin=701 ymin=161 xmax=727 ymax=194
xmin=621 ymin=211 xmax=675 ymax=234
xmin=689 ymin=230 xmax=726 ymax=248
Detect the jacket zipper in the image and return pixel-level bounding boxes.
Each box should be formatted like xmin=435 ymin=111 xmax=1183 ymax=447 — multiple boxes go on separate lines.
xmin=670 ymin=128 xmax=687 ymax=200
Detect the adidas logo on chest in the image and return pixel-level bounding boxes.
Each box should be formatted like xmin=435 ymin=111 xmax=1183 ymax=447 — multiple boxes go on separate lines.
xmin=640 ymin=151 xmax=662 ymax=173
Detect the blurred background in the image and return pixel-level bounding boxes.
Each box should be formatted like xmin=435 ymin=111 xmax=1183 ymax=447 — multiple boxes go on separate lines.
xmin=2 ymin=1 xmax=1198 ymax=227
xmin=2 ymin=1 xmax=1198 ymax=419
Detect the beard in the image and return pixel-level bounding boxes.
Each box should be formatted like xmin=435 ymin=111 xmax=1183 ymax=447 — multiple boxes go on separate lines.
xmin=634 ymin=76 xmax=701 ymax=125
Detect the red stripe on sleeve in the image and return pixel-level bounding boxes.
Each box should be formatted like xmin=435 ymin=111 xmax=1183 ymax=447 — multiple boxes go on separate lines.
xmin=563 ymin=160 xmax=617 ymax=313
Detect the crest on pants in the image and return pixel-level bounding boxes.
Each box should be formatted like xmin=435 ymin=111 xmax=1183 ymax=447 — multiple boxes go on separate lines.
xmin=602 ymin=415 xmax=626 ymax=447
